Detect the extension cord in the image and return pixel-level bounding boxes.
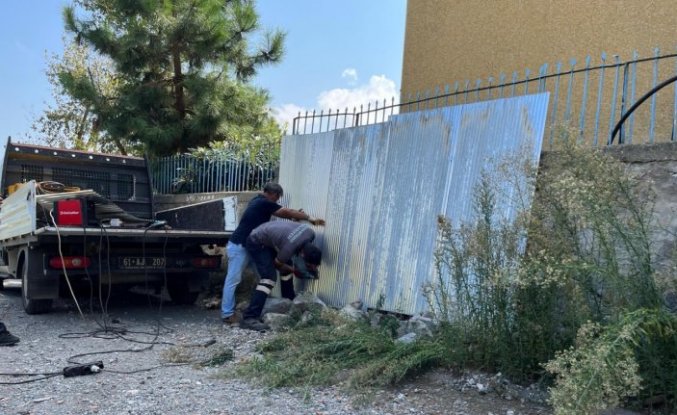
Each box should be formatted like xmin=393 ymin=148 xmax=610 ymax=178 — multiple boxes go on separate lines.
xmin=62 ymin=361 xmax=104 ymax=378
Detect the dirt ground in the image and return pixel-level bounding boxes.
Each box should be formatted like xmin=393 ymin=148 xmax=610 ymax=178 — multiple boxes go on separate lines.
xmin=0 ymin=283 xmax=555 ymax=415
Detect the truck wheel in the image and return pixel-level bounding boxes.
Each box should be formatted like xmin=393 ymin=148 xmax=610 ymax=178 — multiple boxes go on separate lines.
xmin=0 ymin=250 xmax=8 ymax=291
xmin=166 ymin=276 xmax=199 ymax=305
xmin=21 ymin=259 xmax=52 ymax=315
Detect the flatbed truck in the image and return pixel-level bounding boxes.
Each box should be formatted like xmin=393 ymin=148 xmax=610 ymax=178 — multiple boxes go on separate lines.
xmin=0 ymin=140 xmax=233 ymax=314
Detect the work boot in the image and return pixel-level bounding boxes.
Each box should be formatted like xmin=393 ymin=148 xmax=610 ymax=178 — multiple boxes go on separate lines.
xmin=221 ymin=313 xmax=240 ymax=325
xmin=0 ymin=330 xmax=19 ymax=346
xmin=239 ymin=318 xmax=269 ymax=332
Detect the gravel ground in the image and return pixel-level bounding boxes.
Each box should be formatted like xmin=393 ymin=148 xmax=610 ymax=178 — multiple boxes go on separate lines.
xmin=0 ymin=288 xmax=552 ymax=415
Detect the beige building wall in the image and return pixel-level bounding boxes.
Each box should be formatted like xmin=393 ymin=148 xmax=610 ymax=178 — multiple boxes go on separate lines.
xmin=402 ymin=0 xmax=677 ymax=96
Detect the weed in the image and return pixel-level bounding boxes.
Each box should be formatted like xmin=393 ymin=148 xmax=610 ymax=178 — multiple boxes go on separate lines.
xmin=237 ymin=310 xmax=446 ymax=389
xmin=161 ymin=346 xmax=193 ymax=364
xmin=545 ymin=309 xmax=677 ymax=415
xmin=424 ymin=137 xmax=677 ymax=411
xmin=200 ymin=347 xmax=234 ymax=367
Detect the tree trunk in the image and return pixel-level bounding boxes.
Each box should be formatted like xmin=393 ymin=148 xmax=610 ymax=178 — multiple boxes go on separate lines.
xmin=172 ymin=43 xmax=187 ymax=153
xmin=74 ymin=108 xmax=90 ymax=150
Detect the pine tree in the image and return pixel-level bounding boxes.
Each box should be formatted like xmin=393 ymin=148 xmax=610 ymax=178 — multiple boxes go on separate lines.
xmin=61 ymin=0 xmax=284 ymax=156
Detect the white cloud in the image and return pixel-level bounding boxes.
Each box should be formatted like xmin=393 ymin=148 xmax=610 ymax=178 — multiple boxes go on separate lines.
xmin=341 ymin=68 xmax=358 ymax=84
xmin=317 ymin=75 xmax=398 ymax=112
xmin=270 ymin=103 xmax=307 ymax=134
xmin=272 ymin=74 xmax=399 ymax=134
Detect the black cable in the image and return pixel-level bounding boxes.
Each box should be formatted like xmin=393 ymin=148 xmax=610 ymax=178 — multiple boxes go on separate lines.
xmin=609 ymin=74 xmax=677 ymax=144
xmin=0 ymin=373 xmax=61 ymax=385
xmin=5 ymin=199 xmax=204 ymax=383
xmin=57 ymin=222 xmax=176 ymax=376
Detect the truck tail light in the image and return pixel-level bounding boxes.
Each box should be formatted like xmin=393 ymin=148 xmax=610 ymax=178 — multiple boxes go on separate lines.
xmin=49 ymin=256 xmax=91 ymax=269
xmin=191 ymin=257 xmax=220 ymax=268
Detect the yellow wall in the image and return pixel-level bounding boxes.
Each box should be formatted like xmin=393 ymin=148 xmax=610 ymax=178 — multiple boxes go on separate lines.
xmin=402 ymin=0 xmax=677 ymax=97
xmin=401 ymin=0 xmax=677 ymax=144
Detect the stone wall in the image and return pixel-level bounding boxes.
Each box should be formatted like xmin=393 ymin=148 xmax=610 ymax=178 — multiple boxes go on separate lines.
xmin=603 ymin=142 xmax=677 ymax=274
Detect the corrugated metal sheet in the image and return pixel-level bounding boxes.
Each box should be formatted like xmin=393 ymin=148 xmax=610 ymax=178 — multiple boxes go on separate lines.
xmin=279 ymin=93 xmax=549 ymax=315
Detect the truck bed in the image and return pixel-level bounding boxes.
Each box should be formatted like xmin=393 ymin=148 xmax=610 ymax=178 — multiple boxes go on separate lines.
xmin=0 ymin=225 xmax=230 ymax=248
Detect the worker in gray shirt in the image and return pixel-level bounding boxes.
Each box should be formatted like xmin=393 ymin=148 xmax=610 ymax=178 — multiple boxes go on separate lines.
xmin=240 ymin=221 xmax=323 ymax=331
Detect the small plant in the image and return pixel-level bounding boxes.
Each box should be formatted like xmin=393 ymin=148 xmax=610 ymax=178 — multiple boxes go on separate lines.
xmin=545 ymin=309 xmax=677 ymax=415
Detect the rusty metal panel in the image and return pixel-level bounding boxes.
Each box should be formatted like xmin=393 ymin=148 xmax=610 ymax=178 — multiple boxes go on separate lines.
xmin=279 ymin=93 xmax=549 ymax=315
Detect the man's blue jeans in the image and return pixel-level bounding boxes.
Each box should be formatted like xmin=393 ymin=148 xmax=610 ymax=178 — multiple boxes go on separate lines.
xmin=221 ymin=241 xmax=250 ymax=318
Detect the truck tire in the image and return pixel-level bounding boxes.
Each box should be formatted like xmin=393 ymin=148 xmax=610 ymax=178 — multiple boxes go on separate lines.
xmin=0 ymin=250 xmax=8 ymax=291
xmin=166 ymin=275 xmax=199 ymax=305
xmin=21 ymin=258 xmax=52 ymax=315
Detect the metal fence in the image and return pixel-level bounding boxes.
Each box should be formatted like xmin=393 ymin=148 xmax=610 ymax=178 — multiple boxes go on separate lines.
xmin=293 ymin=49 xmax=677 ymax=148
xmin=282 ymin=94 xmax=549 ymax=314
xmin=149 ymin=154 xmax=278 ymax=194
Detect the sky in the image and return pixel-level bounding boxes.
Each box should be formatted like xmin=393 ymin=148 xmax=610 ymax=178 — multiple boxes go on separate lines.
xmin=0 ymin=1 xmax=407 ymax=140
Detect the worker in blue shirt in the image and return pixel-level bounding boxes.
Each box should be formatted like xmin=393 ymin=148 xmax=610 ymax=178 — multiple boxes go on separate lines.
xmin=221 ymin=182 xmax=324 ymax=324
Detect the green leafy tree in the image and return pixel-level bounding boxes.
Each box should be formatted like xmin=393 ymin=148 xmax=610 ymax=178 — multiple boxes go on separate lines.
xmin=61 ymin=0 xmax=284 ymax=156
xmin=29 ymin=38 xmax=129 ymax=152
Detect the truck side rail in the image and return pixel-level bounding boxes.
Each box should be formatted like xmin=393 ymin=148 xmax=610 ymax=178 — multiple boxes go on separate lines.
xmin=0 ymin=181 xmax=37 ymax=240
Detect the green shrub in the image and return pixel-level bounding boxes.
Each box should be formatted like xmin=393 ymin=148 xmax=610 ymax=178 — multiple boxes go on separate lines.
xmin=425 ymin=138 xmax=676 ymax=407
xmin=545 ymin=309 xmax=677 ymax=415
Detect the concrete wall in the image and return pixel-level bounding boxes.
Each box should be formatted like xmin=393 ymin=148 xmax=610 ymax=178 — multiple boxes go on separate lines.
xmin=603 ymin=142 xmax=677 ymax=274
xmin=538 ymin=141 xmax=677 ymax=277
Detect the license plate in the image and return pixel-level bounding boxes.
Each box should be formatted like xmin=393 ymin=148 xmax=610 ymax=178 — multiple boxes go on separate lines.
xmin=120 ymin=257 xmax=166 ymax=269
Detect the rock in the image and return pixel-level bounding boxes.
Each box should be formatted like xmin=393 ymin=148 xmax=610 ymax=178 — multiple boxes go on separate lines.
xmin=395 ymin=332 xmax=418 ymax=344
xmin=339 ymin=305 xmax=368 ymax=322
xmin=397 ymin=314 xmax=437 ymax=338
xmin=201 ymin=297 xmax=221 ymax=309
xmin=262 ymin=298 xmax=292 ymax=315
xmin=290 ymin=291 xmax=327 ymax=315
xmin=370 ymin=313 xmax=400 ymax=334
xmin=262 ymin=313 xmax=292 ymax=331
xmin=300 ymin=311 xmax=315 ymax=325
